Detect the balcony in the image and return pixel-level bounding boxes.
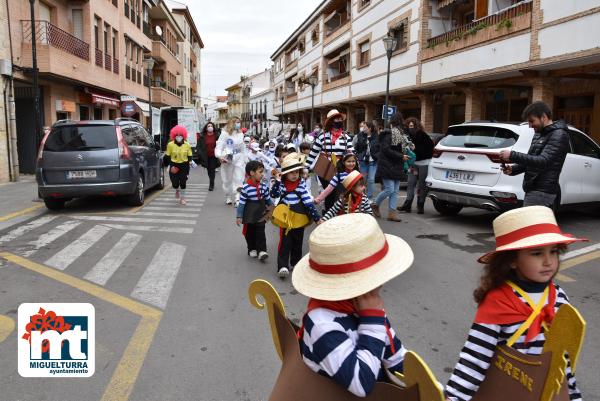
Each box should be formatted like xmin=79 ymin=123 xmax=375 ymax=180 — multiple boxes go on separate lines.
xmin=322 ymin=71 xmax=351 ymax=92
xmin=151 ymin=86 xmax=182 ymax=106
xmin=151 ymin=39 xmax=180 ymax=67
xmin=104 ymin=53 xmax=112 ymax=71
xmin=21 ymin=20 xmax=89 ymax=61
xmin=113 ymin=58 xmax=119 ymax=74
xmin=423 ymin=0 xmax=533 ymax=59
xmin=285 ymin=92 xmax=298 ymax=103
xmin=95 ymin=48 xmax=103 ymax=67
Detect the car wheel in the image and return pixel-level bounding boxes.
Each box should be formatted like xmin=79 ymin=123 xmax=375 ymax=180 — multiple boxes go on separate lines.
xmin=156 ymin=167 xmax=165 ymax=190
xmin=127 ymin=175 xmax=145 ymax=206
xmin=43 ymin=198 xmax=65 ymax=211
xmin=432 ymin=199 xmax=463 ymax=216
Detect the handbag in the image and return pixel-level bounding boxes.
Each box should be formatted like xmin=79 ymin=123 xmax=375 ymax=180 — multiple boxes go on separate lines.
xmin=313 ymin=152 xmax=336 ymax=181
xmin=243 ymin=200 xmax=267 ymax=224
xmin=272 ymin=204 xmax=310 ymax=232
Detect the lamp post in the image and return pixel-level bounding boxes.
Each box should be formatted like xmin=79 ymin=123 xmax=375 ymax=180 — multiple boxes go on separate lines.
xmin=143 ymin=57 xmax=155 ymax=132
xmin=280 ymin=94 xmax=284 ymax=133
xmin=382 ymin=34 xmax=397 ymax=129
xmin=29 ymin=0 xmax=42 ymax=162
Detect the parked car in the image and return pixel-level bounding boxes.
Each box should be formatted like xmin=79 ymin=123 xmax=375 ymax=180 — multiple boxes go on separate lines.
xmin=36 ymin=118 xmax=164 ymax=210
xmin=427 ymin=132 xmax=445 ymax=145
xmin=425 ymin=121 xmax=600 ymax=215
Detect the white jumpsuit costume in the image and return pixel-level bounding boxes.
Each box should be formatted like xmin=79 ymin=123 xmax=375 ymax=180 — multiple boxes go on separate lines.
xmin=215 ymin=130 xmax=246 ymax=202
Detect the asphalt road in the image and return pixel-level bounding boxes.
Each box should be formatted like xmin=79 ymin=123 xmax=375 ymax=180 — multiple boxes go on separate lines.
xmin=0 ymin=168 xmax=598 ymax=401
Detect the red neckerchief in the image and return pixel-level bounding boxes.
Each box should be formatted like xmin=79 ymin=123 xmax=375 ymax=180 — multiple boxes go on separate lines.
xmin=247 ymin=178 xmax=261 ymax=199
xmin=475 ymin=281 xmax=556 ymax=344
xmin=297 ymin=298 xmax=396 ymax=353
xmin=348 ymin=191 xmax=363 ymax=213
xmin=330 ymin=128 xmax=343 ymax=145
xmin=283 ymin=179 xmax=300 ymax=193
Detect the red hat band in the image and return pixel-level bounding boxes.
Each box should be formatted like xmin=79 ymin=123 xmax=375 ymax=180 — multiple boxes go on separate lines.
xmin=495 ymin=223 xmax=563 ymax=248
xmin=309 ymin=240 xmax=389 ymax=275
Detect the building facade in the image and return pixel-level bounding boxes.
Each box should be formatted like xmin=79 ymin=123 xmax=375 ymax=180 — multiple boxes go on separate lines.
xmin=206 ymin=95 xmax=228 ymax=129
xmin=270 ymin=0 xmax=600 ymax=141
xmin=225 ymin=69 xmax=272 ymax=128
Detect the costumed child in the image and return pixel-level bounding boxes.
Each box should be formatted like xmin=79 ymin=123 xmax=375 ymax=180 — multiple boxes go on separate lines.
xmin=320 ymin=170 xmax=372 ymax=222
xmin=292 ymin=213 xmax=412 ymax=397
xmin=236 ymin=160 xmax=273 ymax=261
xmin=314 ymin=151 xmax=359 ymax=205
xmin=164 ymin=125 xmax=193 ymax=205
xmin=215 ymin=118 xmax=246 ymax=206
xmin=445 ymin=206 xmax=585 ymax=401
xmin=270 ymin=152 xmax=320 ymax=279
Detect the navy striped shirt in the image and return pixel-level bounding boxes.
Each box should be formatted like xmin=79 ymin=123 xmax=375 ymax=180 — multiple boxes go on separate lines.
xmin=321 ymin=196 xmax=373 ymax=221
xmin=301 ymin=308 xmax=407 ymax=397
xmin=445 ymin=283 xmax=581 ymax=401
xmin=236 ymin=182 xmax=273 ymax=218
xmin=305 ymin=132 xmax=354 ymax=168
xmin=270 ymin=180 xmax=320 ymax=222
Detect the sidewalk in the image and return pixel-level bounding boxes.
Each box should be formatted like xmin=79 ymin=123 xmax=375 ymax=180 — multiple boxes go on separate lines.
xmin=0 ymin=175 xmax=46 ymax=232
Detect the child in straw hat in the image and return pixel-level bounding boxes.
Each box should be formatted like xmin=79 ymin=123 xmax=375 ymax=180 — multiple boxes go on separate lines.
xmin=270 ymin=152 xmax=321 ymax=278
xmin=445 ymin=206 xmax=585 ymax=401
xmin=314 ymin=151 xmax=359 ymax=206
xmin=320 ymin=170 xmax=372 ymax=222
xmin=292 ymin=213 xmax=413 ymax=397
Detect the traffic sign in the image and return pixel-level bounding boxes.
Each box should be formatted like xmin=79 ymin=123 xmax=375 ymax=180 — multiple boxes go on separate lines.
xmin=382 ymin=105 xmax=397 ymax=119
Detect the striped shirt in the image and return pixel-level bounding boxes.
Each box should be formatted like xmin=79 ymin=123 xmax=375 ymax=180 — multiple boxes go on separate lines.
xmin=301 ymin=308 xmax=407 ymax=397
xmin=236 ymin=182 xmax=273 ymax=218
xmin=270 ymin=180 xmax=320 ymax=222
xmin=321 ymin=196 xmax=373 ymax=221
xmin=305 ymin=131 xmax=354 ymax=168
xmin=445 ymin=283 xmax=582 ymax=401
xmin=329 ymin=171 xmax=351 ymax=188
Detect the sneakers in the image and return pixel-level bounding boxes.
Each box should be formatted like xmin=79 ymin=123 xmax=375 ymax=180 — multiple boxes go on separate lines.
xmin=225 ymin=197 xmax=232 ymax=205
xmin=277 ymin=267 xmax=289 ymax=278
xmin=249 ymin=250 xmax=258 ymax=258
xmin=209 ymin=184 xmax=214 ymax=191
xmin=180 ymin=198 xmax=187 ymax=205
xmin=175 ymin=189 xmax=180 ymax=199
xmin=258 ymin=251 xmax=268 ymax=261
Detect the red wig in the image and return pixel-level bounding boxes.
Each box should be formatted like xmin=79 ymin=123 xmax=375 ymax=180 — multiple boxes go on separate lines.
xmin=169 ymin=125 xmax=188 ymax=141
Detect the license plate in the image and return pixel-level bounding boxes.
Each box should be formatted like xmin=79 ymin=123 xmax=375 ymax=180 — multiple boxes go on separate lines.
xmin=67 ymin=170 xmax=97 ymax=179
xmin=445 ymin=170 xmax=475 ymax=183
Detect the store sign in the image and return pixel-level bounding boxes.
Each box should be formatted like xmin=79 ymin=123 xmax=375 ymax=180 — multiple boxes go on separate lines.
xmin=120 ymin=95 xmax=136 ymax=102
xmin=55 ymin=100 xmax=76 ymax=113
xmin=121 ymin=101 xmax=137 ymax=117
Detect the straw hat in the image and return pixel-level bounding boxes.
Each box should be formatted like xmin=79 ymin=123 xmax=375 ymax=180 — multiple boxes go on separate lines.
xmin=342 ymin=170 xmax=363 ymax=191
xmin=280 ymin=152 xmax=306 ymax=175
xmin=324 ymin=109 xmax=347 ymax=130
xmin=478 ymin=206 xmax=586 ymax=264
xmin=292 ymin=214 xmax=414 ymax=301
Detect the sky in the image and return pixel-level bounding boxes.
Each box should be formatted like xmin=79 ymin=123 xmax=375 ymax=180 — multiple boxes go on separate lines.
xmin=183 ymin=0 xmax=324 ymax=104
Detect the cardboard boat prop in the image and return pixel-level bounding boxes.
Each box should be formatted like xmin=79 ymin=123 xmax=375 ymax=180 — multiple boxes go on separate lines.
xmin=248 ymin=279 xmax=445 ymax=401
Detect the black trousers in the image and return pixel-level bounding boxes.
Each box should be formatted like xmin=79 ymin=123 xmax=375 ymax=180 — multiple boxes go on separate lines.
xmin=277 ymin=227 xmax=305 ymax=270
xmin=169 ymin=163 xmax=189 ymax=189
xmin=206 ymin=156 xmax=218 ymax=187
xmin=318 ymin=177 xmax=337 ymax=211
xmin=245 ymin=222 xmax=267 ymax=253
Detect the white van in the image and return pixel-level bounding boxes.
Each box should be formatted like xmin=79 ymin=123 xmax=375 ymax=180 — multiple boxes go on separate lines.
xmin=154 ymin=107 xmax=201 ymax=158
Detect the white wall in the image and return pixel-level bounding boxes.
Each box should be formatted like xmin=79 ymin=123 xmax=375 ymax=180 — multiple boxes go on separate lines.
xmin=541 ymin=0 xmax=600 ymax=23
xmin=539 ymin=13 xmax=600 ymax=59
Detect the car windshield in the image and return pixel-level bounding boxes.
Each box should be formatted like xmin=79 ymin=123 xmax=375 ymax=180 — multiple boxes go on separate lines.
xmin=440 ymin=126 xmax=518 ymax=149
xmin=44 ymin=125 xmax=117 ymax=152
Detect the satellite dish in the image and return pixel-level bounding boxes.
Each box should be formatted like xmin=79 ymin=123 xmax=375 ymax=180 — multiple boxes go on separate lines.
xmin=155 ymin=26 xmax=163 ymax=36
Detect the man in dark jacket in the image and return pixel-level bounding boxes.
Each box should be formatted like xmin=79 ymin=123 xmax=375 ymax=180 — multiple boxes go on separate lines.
xmin=499 ymin=101 xmax=570 ymax=208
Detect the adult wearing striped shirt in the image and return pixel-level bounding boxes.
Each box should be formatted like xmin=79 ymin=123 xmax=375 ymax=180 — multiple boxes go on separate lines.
xmin=305 ymin=109 xmax=354 ymax=211
xmin=236 ymin=160 xmax=273 ymax=261
xmin=445 ymin=206 xmax=585 ymax=401
xmin=291 ymin=213 xmax=414 ymax=397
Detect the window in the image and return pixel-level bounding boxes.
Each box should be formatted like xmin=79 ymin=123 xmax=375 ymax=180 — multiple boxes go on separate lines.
xmin=311 ymin=26 xmax=320 ymax=46
xmin=298 ymin=38 xmax=305 ymax=55
xmin=94 ymin=17 xmax=99 ymax=49
xmin=358 ymin=0 xmax=370 ymax=11
xmin=570 ymin=131 xmax=600 ymax=159
xmin=324 ymin=44 xmax=350 ymax=82
xmin=440 ymin=126 xmax=518 ymax=149
xmin=104 ymin=23 xmax=109 ymax=54
xmin=112 ymin=29 xmax=118 ymax=57
xmin=390 ymin=21 xmax=409 ymax=53
xmin=44 ymin=125 xmax=117 ymax=152
xmin=72 ymin=9 xmax=83 ymax=40
xmin=357 ymin=40 xmax=370 ymax=68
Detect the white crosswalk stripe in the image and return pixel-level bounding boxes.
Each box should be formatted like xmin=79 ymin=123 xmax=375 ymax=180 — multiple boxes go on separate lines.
xmin=72 ymin=215 xmax=196 ymax=225
xmin=101 ymin=223 xmax=193 ymax=234
xmin=45 ymin=225 xmax=111 ymax=270
xmin=131 ymin=242 xmax=186 ymax=309
xmin=83 ymin=232 xmax=142 ymax=285
xmin=150 ymin=201 xmax=204 ymax=206
xmin=0 ymin=215 xmax=58 ymax=245
xmin=135 ymin=212 xmax=200 ymax=218
xmin=141 ymin=206 xmax=203 ymax=212
xmin=20 ymin=220 xmax=82 ymax=257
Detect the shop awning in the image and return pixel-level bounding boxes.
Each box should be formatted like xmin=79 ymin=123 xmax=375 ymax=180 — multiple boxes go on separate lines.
xmin=92 ymin=93 xmax=120 ymax=107
xmin=437 ymin=0 xmax=458 ymax=10
xmin=134 ymin=100 xmax=159 ymax=118
xmin=327 ymin=47 xmax=351 ymax=65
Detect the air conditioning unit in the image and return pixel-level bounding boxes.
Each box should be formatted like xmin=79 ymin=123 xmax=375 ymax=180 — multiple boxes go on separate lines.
xmin=0 ymin=59 xmax=12 ymax=77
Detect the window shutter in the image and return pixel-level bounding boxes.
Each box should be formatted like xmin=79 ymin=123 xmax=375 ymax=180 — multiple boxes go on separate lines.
xmin=72 ymin=9 xmax=83 ymax=39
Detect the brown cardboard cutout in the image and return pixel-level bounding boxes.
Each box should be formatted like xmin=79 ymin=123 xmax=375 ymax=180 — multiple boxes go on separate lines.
xmin=248 ymin=279 xmax=445 ymax=401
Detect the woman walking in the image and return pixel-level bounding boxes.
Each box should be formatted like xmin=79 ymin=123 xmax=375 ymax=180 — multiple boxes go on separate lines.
xmin=305 ymin=109 xmax=354 ymax=211
xmin=164 ymin=125 xmax=193 ymax=205
xmin=215 ymin=117 xmax=247 ymax=206
xmin=398 ymin=117 xmax=434 ymax=214
xmin=372 ymin=112 xmax=413 ymax=222
xmin=353 ymin=121 xmax=379 ymax=200
xmin=197 ymin=122 xmax=220 ymax=191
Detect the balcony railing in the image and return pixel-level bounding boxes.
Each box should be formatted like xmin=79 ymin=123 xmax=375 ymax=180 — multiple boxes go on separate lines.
xmin=21 ymin=20 xmax=89 ymax=61
xmin=95 ymin=48 xmax=103 ymax=67
xmin=126 ymin=65 xmax=131 ymax=80
xmin=104 ymin=53 xmax=112 ymax=71
xmin=428 ymin=0 xmax=533 ymax=48
xmin=325 ymin=71 xmax=350 ymax=83
xmin=113 ymin=58 xmax=119 ymax=74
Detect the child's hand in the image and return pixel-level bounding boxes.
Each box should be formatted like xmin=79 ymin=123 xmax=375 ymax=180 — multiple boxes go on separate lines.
xmin=354 ymin=286 xmax=384 ymax=311
xmin=314 ymin=197 xmax=322 ymax=205
xmin=236 ymin=218 xmax=242 ymax=226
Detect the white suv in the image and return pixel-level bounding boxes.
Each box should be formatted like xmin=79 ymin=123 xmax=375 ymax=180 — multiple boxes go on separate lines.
xmin=425 ymin=121 xmax=600 ymax=215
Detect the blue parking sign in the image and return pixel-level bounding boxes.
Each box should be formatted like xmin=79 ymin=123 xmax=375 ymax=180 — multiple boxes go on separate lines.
xmin=382 ymin=105 xmax=397 ymax=119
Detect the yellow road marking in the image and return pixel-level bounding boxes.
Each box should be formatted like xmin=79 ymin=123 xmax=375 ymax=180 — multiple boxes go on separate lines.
xmin=0 ymin=204 xmax=44 ymax=222
xmin=555 ymin=273 xmax=576 ymax=283
xmin=556 ymin=250 xmax=600 ymax=282
xmin=0 ymin=314 xmax=15 ymax=343
xmin=0 ymin=252 xmax=163 ymax=401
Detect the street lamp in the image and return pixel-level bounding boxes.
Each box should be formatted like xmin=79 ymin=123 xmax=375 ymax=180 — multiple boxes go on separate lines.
xmin=280 ymin=93 xmax=284 ymax=133
xmin=300 ymin=75 xmax=318 ymax=129
xmin=178 ymin=85 xmax=186 ymax=106
xmin=382 ymin=34 xmax=398 ymax=129
xmin=143 ymin=57 xmax=155 ymax=131
xmin=29 ymin=0 xmax=42 ymax=166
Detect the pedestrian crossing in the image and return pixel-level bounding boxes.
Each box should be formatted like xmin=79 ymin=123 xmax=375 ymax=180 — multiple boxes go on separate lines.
xmin=0 ymin=184 xmax=210 ymax=310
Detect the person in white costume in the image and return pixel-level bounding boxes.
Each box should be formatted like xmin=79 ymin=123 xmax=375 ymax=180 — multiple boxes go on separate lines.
xmin=215 ymin=117 xmax=247 ymax=206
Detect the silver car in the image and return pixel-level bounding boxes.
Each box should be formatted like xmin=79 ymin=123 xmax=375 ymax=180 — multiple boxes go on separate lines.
xmin=36 ymin=118 xmax=164 ymax=210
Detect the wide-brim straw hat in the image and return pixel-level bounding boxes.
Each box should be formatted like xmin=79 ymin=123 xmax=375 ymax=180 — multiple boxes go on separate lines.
xmin=342 ymin=170 xmax=363 ymax=190
xmin=280 ymin=152 xmax=306 ymax=175
xmin=293 ymin=214 xmax=414 ymax=301
xmin=324 ymin=109 xmax=347 ymax=130
xmin=478 ymin=206 xmax=586 ymax=264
